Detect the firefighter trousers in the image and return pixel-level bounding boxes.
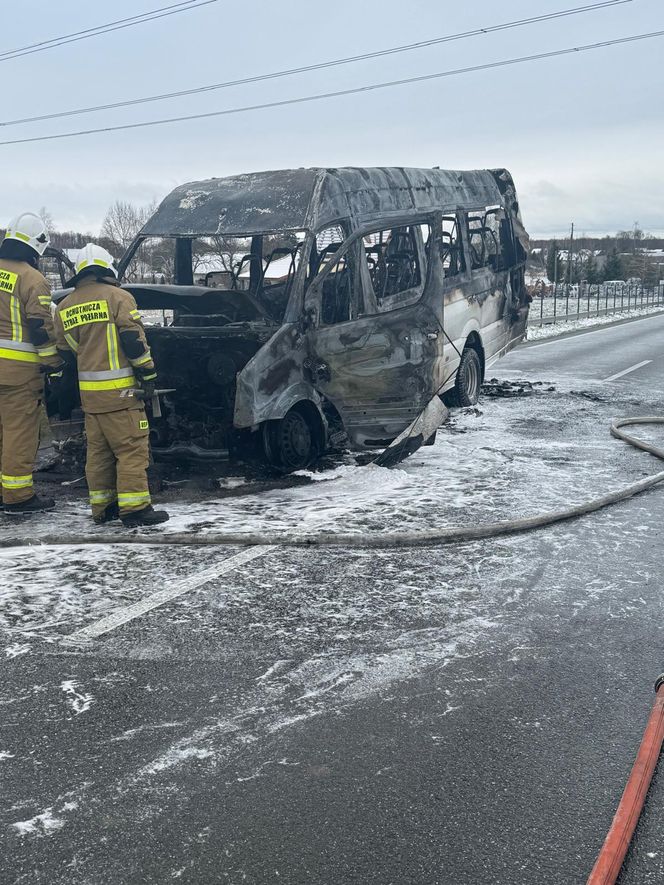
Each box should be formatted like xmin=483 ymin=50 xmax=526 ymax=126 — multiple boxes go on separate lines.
xmin=0 ymin=379 xmax=43 ymax=505
xmin=85 ymin=408 xmax=152 ymax=518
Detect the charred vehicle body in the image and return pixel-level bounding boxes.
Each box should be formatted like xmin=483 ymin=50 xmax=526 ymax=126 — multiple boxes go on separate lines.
xmin=67 ymin=167 xmax=531 ymax=471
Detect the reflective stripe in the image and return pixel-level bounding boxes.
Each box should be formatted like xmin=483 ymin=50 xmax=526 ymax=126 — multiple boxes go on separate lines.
xmin=89 ymin=489 xmax=117 ymax=504
xmin=130 ymin=351 xmax=153 ymax=367
xmin=0 ymin=338 xmax=37 ymax=353
xmin=0 ymin=347 xmax=39 ymax=363
xmin=129 ymin=309 xmax=141 ymax=319
xmin=10 ymin=295 xmax=22 ymax=341
xmin=140 ymin=371 xmax=157 ymax=381
xmin=117 ymin=491 xmax=151 ymax=506
xmin=38 ymin=295 xmax=52 ymax=305
xmin=37 ymin=345 xmax=58 ymax=358
xmin=0 ymin=338 xmax=39 ymax=365
xmin=64 ymin=333 xmax=79 ymax=352
xmin=106 ymin=322 xmax=120 ymax=371
xmin=76 ymin=258 xmax=110 ymax=272
xmin=79 ymin=376 xmax=136 ymax=391
xmin=78 ymin=367 xmax=134 ymax=381
xmin=13 ymin=232 xmax=31 ymax=243
xmin=2 ymin=474 xmax=33 ymax=489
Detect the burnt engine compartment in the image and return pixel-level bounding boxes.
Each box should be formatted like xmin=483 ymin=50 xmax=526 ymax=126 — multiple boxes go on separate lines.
xmin=145 ymin=321 xmax=275 ymax=458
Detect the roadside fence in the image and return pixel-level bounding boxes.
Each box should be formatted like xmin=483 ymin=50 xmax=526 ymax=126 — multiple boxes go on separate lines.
xmin=529 ymin=282 xmax=664 ymax=326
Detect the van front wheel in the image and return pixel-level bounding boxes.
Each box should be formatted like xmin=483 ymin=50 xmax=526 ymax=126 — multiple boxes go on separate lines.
xmin=450 ymin=347 xmax=482 ymax=406
xmin=262 ymin=407 xmax=318 ymax=472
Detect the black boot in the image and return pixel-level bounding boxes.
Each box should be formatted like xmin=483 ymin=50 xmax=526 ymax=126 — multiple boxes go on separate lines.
xmin=93 ymin=502 xmax=120 ymax=525
xmin=120 ymin=505 xmax=170 ymax=528
xmin=4 ymin=494 xmax=56 ymax=515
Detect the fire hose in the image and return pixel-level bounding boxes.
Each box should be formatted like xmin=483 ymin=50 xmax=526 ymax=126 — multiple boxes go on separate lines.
xmin=587 ymin=676 xmax=664 ymax=885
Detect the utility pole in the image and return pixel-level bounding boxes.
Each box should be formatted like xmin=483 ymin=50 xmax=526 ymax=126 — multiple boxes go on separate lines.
xmin=566 ymin=222 xmax=574 ymax=290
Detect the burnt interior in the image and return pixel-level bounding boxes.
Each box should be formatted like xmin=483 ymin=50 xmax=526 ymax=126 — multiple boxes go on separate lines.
xmin=134 ymin=293 xmax=276 ymax=458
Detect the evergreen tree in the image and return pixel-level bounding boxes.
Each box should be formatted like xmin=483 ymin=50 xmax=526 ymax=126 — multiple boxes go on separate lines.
xmin=603 ymin=247 xmax=623 ymax=281
xmin=584 ymin=253 xmax=600 ymax=284
xmin=546 ymin=239 xmax=559 ymax=283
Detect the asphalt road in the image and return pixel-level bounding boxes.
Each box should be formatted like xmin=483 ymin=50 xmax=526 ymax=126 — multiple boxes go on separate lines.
xmin=507 ymin=311 xmax=664 ymax=386
xmin=3 ymin=314 xmax=664 ymax=884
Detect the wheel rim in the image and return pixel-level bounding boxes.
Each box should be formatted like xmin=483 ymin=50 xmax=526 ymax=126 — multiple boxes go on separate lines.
xmin=279 ymin=412 xmax=312 ymax=469
xmin=464 ymin=354 xmax=480 ymax=402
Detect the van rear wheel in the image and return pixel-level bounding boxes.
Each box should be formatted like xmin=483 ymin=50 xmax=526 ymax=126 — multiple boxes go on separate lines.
xmin=262 ymin=407 xmax=317 ymax=472
xmin=450 ymin=346 xmax=482 ymax=407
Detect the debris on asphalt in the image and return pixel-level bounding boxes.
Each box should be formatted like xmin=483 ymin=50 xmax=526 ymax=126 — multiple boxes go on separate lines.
xmin=482 ymin=378 xmax=556 ymax=398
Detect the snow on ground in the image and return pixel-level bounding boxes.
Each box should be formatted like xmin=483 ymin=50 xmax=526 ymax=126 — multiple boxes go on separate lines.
xmin=526 ymin=303 xmax=664 ymax=340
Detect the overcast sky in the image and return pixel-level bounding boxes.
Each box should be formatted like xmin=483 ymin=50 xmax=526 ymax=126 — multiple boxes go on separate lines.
xmin=2 ymin=0 xmax=662 ymax=238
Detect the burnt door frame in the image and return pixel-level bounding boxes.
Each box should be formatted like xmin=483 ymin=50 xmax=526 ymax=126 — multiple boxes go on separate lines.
xmin=303 ymin=215 xmax=444 ymax=446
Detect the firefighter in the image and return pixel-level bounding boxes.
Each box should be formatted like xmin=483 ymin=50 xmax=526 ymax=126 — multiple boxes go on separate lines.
xmin=54 ymin=244 xmax=169 ymax=527
xmin=0 ymin=212 xmax=60 ymax=514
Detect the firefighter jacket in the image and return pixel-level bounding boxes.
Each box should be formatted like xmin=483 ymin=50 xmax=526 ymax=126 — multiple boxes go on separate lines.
xmin=0 ymin=258 xmax=59 ymax=385
xmin=54 ymin=277 xmax=156 ymax=414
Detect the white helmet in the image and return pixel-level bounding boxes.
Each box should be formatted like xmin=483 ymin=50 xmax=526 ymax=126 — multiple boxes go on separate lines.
xmin=73 ymin=243 xmax=118 ymax=279
xmin=4 ymin=212 xmax=50 ymax=256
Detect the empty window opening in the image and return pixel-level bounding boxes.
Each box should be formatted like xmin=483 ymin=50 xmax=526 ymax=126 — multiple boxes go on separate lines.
xmin=466 ymin=207 xmax=513 ymax=272
xmin=441 ymin=216 xmax=465 ymax=277
xmin=363 ymin=225 xmax=426 ymax=310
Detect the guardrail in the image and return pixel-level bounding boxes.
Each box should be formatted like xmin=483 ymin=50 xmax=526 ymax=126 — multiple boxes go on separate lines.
xmin=529 ymin=283 xmax=664 ymax=326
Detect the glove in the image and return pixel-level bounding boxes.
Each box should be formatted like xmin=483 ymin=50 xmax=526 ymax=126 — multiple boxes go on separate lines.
xmin=45 ymin=363 xmax=78 ymax=420
xmin=140 ymin=381 xmax=155 ymax=401
xmin=135 ymin=368 xmax=157 ymax=402
xmin=42 ymin=362 xmax=64 ymax=377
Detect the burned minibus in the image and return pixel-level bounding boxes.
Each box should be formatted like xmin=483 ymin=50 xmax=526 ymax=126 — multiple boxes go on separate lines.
xmin=114 ymin=166 xmax=530 ymax=470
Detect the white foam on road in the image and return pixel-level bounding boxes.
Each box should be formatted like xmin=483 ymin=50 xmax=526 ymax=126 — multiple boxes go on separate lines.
xmin=11 ymin=809 xmax=65 ymax=837
xmin=60 ymin=680 xmax=93 ymax=715
xmin=61 ymin=544 xmax=274 ymax=642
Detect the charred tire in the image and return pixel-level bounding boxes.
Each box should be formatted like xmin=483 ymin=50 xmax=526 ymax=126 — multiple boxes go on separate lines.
xmin=448 ymin=346 xmax=482 ymax=407
xmin=262 ymin=406 xmax=320 ymax=472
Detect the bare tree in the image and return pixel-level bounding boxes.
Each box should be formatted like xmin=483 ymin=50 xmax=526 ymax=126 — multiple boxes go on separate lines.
xmin=188 ymin=236 xmax=249 ymax=287
xmin=39 ymin=206 xmax=56 ymax=233
xmin=206 ymin=236 xmax=247 ymax=273
xmin=101 ymin=199 xmax=157 ymax=281
xmin=101 ymin=200 xmax=156 ymax=255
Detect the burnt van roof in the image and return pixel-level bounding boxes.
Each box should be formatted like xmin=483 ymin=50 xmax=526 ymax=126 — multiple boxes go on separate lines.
xmin=140 ymin=166 xmax=519 ymax=238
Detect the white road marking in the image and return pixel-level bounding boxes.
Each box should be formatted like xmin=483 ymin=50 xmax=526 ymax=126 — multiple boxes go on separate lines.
xmin=603 ymin=360 xmax=652 ymax=382
xmin=61 ymin=545 xmax=274 ymax=644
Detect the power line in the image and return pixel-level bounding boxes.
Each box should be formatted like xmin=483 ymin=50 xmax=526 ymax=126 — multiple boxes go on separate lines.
xmin=0 ymin=0 xmax=219 ymax=62
xmin=0 ymin=0 xmax=633 ymax=128
xmin=1 ymin=29 xmax=661 ymax=147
